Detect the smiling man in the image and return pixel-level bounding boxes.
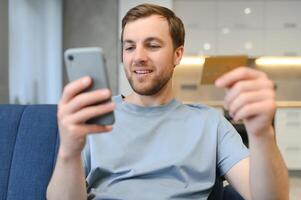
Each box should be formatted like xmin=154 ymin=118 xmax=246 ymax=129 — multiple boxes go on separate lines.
xmin=47 ymin=4 xmax=289 ymax=200
xmin=122 ymin=13 xmax=183 ymax=104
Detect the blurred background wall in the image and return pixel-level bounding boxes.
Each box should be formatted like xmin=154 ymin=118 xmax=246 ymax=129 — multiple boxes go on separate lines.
xmin=4 ymin=0 xmax=301 ymax=104
xmin=9 ymin=0 xmax=63 ymax=104
xmin=172 ymin=0 xmax=301 ymax=102
xmin=63 ymin=0 xmax=119 ymax=94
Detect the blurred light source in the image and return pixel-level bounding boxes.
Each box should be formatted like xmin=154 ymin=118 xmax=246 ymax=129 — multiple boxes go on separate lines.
xmin=180 ymin=56 xmax=205 ymax=66
xmin=244 ymin=7 xmax=252 ymax=15
xmin=244 ymin=42 xmax=253 ymax=50
xmin=203 ymin=43 xmax=211 ymax=50
xmin=255 ymin=57 xmax=301 ymax=67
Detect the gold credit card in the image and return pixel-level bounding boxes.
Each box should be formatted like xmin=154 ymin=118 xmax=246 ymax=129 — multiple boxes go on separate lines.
xmin=200 ymin=55 xmax=248 ymax=85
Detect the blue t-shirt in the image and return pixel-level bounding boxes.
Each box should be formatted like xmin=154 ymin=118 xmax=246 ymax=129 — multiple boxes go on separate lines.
xmin=82 ymin=95 xmax=249 ymax=199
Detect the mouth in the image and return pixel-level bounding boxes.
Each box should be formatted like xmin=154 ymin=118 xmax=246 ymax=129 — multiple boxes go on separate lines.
xmin=133 ymin=69 xmax=153 ymax=75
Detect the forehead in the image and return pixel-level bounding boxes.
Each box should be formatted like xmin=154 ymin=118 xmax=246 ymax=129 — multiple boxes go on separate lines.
xmin=123 ymin=15 xmax=172 ymax=43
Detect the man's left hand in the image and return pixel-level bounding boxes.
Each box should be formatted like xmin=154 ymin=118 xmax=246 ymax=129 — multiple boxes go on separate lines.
xmin=215 ymin=67 xmax=276 ymax=136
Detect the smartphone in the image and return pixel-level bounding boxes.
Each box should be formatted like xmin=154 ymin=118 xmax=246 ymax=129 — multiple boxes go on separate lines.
xmin=64 ymin=47 xmax=115 ymax=125
xmin=200 ymin=55 xmax=248 ymax=84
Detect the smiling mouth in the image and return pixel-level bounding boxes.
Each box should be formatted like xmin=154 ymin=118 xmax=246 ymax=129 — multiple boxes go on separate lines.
xmin=134 ymin=70 xmax=153 ymax=74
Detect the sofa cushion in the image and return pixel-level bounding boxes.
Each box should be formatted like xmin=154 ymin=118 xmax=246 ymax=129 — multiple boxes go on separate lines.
xmin=0 ymin=105 xmax=58 ymax=200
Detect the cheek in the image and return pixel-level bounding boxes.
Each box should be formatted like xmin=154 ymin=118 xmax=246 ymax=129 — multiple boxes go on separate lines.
xmin=122 ymin=50 xmax=131 ymax=61
xmin=160 ymin=52 xmax=175 ymax=70
xmin=122 ymin=55 xmax=131 ymax=69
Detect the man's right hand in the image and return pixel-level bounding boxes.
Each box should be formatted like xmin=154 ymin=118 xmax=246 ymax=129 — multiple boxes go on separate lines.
xmin=57 ymin=76 xmax=115 ymax=160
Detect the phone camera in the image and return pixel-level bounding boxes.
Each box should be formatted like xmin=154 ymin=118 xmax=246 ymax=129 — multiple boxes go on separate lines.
xmin=68 ymin=55 xmax=74 ymax=61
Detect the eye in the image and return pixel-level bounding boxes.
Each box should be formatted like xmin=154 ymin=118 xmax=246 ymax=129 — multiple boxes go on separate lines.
xmin=148 ymin=43 xmax=160 ymax=49
xmin=124 ymin=45 xmax=135 ymax=51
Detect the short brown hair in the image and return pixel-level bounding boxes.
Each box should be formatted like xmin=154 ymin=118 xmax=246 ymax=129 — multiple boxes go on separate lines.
xmin=121 ymin=3 xmax=185 ymax=49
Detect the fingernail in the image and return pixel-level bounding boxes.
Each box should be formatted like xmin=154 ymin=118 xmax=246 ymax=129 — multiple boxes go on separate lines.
xmin=103 ymin=89 xmax=110 ymax=95
xmin=82 ymin=77 xmax=90 ymax=85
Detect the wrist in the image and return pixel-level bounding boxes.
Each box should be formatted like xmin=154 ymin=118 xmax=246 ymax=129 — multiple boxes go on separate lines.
xmin=248 ymin=126 xmax=276 ymax=145
xmin=58 ymin=146 xmax=82 ymax=162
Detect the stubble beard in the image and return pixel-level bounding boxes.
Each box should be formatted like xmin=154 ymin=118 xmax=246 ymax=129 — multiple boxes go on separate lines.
xmin=126 ymin=69 xmax=173 ymax=96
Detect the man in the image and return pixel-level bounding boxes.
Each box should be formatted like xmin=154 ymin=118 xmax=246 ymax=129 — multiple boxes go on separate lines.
xmin=47 ymin=4 xmax=289 ymax=200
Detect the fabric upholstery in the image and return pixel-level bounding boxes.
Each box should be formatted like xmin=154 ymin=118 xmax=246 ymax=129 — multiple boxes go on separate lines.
xmin=0 ymin=105 xmax=58 ymax=200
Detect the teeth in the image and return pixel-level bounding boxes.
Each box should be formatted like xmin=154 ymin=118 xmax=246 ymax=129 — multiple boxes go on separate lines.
xmin=135 ymin=70 xmax=152 ymax=74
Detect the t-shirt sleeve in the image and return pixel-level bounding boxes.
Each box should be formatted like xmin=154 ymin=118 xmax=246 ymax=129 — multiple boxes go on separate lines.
xmin=81 ymin=137 xmax=91 ymax=178
xmin=216 ymin=114 xmax=249 ymax=177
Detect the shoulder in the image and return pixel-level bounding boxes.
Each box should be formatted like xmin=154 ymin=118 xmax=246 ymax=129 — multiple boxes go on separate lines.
xmin=172 ymin=102 xmax=225 ymax=128
xmin=180 ymin=102 xmax=223 ymax=118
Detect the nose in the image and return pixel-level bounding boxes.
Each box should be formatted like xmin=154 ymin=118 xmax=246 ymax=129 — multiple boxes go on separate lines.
xmin=133 ymin=44 xmax=147 ymax=64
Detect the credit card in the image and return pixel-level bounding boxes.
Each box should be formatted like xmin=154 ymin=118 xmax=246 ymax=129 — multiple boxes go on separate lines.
xmin=200 ymin=55 xmax=248 ymax=84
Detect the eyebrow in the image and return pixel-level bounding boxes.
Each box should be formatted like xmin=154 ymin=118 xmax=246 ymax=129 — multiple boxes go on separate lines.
xmin=123 ymin=40 xmax=135 ymax=45
xmin=145 ymin=37 xmax=164 ymax=44
xmin=123 ymin=37 xmax=164 ymax=45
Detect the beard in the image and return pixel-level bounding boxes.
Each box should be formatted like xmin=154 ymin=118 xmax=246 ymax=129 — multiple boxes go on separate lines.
xmin=125 ymin=66 xmax=173 ymax=96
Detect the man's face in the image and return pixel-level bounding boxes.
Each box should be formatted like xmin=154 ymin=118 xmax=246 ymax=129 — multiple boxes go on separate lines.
xmin=122 ymin=15 xmax=182 ymax=96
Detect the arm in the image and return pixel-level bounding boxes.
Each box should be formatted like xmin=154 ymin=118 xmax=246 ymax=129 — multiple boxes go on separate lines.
xmin=47 ymin=154 xmax=87 ymax=200
xmin=47 ymin=76 xmax=115 ymax=200
xmin=216 ymin=67 xmax=289 ymax=200
xmin=248 ymin=126 xmax=288 ymax=200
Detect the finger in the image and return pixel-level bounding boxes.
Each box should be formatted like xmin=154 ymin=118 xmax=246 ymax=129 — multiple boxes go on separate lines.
xmin=75 ymin=124 xmax=113 ymax=136
xmin=60 ymin=76 xmax=92 ymax=104
xmin=215 ymin=67 xmax=266 ymax=88
xmin=64 ymin=89 xmax=112 ymax=114
xmin=68 ymin=102 xmax=115 ymax=124
xmin=224 ymin=79 xmax=274 ymax=109
xmin=228 ymin=90 xmax=274 ymax=118
xmin=232 ymin=100 xmax=276 ymax=122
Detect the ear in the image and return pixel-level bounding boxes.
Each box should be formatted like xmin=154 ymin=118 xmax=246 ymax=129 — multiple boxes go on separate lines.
xmin=173 ymin=45 xmax=184 ymax=66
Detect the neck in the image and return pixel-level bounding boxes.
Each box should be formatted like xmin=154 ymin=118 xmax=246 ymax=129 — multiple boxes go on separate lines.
xmin=124 ymin=80 xmax=174 ymax=106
